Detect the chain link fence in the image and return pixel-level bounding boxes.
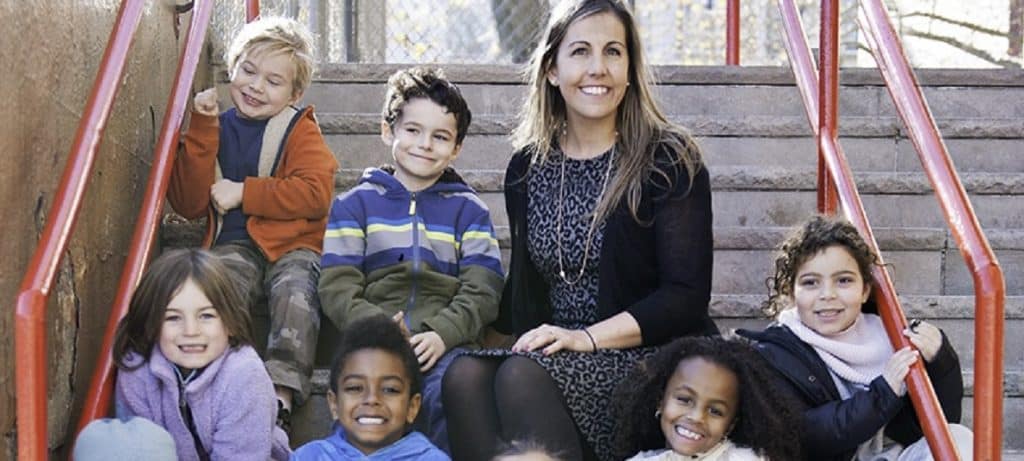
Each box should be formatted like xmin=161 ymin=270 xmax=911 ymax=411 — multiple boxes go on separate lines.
xmin=208 ymin=0 xmax=1022 ymax=68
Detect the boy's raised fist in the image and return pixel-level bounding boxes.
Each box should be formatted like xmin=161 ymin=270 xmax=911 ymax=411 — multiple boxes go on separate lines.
xmin=193 ymin=88 xmax=219 ymax=116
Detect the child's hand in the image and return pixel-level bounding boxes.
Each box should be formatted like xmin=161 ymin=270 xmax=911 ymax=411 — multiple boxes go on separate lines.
xmin=193 ymin=88 xmax=219 ymax=116
xmin=210 ymin=179 xmax=244 ymax=214
xmin=392 ymin=312 xmax=412 ymax=338
xmin=410 ymin=331 xmax=446 ymax=372
xmin=882 ymin=346 xmax=919 ymax=396
xmin=903 ymin=319 xmax=942 ymax=363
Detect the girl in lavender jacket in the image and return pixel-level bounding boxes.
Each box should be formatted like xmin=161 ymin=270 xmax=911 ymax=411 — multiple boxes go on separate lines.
xmin=113 ymin=248 xmax=290 ymax=461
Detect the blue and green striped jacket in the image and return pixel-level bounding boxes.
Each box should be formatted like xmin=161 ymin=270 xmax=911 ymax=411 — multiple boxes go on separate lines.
xmin=318 ymin=167 xmax=504 ymax=349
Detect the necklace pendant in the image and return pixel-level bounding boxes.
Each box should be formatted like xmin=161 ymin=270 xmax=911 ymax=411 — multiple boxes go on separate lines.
xmin=559 ymin=269 xmax=566 ymax=279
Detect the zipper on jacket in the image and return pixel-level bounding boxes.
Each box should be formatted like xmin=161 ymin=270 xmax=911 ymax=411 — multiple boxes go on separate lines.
xmin=178 ymin=373 xmax=211 ymax=461
xmin=405 ymin=192 xmax=419 ymax=329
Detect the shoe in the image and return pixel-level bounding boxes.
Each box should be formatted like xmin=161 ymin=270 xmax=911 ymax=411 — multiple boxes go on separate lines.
xmin=275 ymin=400 xmax=292 ymax=434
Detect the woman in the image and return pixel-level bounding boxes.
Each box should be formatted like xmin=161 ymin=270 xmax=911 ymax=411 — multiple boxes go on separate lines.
xmin=442 ymin=1 xmax=716 ymax=459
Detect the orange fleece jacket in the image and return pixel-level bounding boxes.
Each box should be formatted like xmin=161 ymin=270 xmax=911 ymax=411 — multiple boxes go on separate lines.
xmin=168 ymin=107 xmax=339 ymax=262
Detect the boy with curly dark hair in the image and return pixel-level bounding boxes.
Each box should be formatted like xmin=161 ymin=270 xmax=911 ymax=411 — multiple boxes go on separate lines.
xmin=291 ymin=315 xmax=448 ymax=459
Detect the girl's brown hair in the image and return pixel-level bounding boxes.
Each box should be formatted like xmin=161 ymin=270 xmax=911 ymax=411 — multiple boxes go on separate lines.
xmin=511 ymin=0 xmax=703 ymax=223
xmin=762 ymin=215 xmax=882 ymax=317
xmin=112 ymin=248 xmax=254 ymax=369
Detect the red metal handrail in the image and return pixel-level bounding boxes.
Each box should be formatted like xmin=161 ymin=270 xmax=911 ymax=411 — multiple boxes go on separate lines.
xmin=13 ymin=1 xmax=146 ymax=459
xmin=858 ymin=1 xmax=1005 ymax=459
xmin=726 ymin=0 xmax=740 ymax=65
xmin=75 ymin=0 xmax=216 ymax=435
xmin=776 ymin=0 xmax=962 ymax=459
xmin=817 ymin=0 xmax=839 ymax=213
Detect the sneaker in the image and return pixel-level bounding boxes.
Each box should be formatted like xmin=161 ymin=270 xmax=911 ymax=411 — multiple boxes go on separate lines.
xmin=275 ymin=400 xmax=292 ymax=434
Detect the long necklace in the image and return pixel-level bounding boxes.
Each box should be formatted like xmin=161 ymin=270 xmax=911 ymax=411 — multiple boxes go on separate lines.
xmin=555 ymin=144 xmax=617 ymax=285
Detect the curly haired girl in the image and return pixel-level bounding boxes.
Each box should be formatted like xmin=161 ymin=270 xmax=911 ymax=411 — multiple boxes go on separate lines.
xmin=738 ymin=215 xmax=973 ymax=461
xmin=611 ymin=336 xmax=801 ymax=460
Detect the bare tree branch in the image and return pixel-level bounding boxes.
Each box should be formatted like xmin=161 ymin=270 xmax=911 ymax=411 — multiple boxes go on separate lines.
xmin=902 ymin=29 xmax=1022 ymax=68
xmin=899 ymin=11 xmax=1006 ymax=37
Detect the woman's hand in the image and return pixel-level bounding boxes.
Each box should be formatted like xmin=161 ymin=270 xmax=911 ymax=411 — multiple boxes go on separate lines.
xmin=903 ymin=319 xmax=942 ymax=363
xmin=882 ymin=346 xmax=919 ymax=396
xmin=511 ymin=324 xmax=593 ymax=356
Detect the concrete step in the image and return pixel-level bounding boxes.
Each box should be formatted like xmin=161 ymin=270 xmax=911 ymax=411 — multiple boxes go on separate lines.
xmin=308 ymin=81 xmax=1024 ymax=120
xmin=712 ymin=226 xmax=1024 ymax=296
xmin=712 ymin=189 xmax=1024 ymax=230
xmin=334 ymin=166 xmax=1024 ymax=195
xmin=329 ymin=134 xmax=1024 ymax=175
xmin=317 ymin=112 xmax=1024 ymax=138
xmin=303 ymin=65 xmax=1024 ymax=121
xmin=700 ymin=137 xmax=1024 ymax=174
xmin=330 ymin=167 xmax=1024 ymax=239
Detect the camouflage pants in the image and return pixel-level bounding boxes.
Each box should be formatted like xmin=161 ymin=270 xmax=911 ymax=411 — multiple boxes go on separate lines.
xmin=211 ymin=239 xmax=321 ymax=405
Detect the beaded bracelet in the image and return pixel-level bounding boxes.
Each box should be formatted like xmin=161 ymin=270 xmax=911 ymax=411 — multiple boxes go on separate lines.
xmin=582 ymin=328 xmax=598 ymax=352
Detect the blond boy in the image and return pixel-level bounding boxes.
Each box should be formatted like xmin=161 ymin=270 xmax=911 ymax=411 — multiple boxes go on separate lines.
xmin=167 ymin=17 xmax=338 ymax=430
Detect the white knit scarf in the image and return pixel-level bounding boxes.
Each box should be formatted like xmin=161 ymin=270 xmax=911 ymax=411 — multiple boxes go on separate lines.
xmin=777 ymin=309 xmax=893 ymax=386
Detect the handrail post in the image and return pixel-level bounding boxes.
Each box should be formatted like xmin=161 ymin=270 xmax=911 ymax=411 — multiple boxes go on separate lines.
xmin=75 ymin=0 xmax=216 ymax=434
xmin=13 ymin=1 xmax=146 ymax=459
xmin=726 ymin=0 xmax=740 ymax=65
xmin=818 ymin=0 xmax=839 ymax=214
xmin=14 ymin=291 xmax=47 ymax=460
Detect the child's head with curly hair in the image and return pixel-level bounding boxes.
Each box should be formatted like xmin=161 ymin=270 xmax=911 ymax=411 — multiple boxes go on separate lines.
xmin=327 ymin=315 xmax=423 ymax=455
xmin=612 ymin=336 xmax=801 ymax=460
xmin=762 ymin=214 xmax=882 ymax=318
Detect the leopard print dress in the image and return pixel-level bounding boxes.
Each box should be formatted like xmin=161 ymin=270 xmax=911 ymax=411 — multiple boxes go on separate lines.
xmin=476 ymin=148 xmax=658 ymax=459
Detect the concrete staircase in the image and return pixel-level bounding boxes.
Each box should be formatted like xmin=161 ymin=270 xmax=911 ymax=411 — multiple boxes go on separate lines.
xmin=167 ymin=64 xmax=1024 ymax=454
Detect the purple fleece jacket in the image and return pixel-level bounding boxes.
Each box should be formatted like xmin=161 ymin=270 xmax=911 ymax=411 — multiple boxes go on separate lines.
xmin=115 ymin=345 xmax=290 ymax=461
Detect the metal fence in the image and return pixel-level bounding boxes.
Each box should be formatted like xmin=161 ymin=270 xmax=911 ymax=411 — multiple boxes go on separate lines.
xmin=209 ymin=0 xmax=1022 ymax=68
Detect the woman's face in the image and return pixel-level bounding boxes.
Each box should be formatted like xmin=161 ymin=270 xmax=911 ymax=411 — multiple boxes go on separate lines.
xmin=547 ymin=11 xmax=630 ymax=129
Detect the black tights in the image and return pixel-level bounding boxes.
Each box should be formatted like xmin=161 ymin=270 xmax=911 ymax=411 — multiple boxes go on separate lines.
xmin=442 ymin=355 xmax=590 ymax=461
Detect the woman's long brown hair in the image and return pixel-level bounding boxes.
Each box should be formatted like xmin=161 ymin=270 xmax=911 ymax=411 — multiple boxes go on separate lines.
xmin=511 ymin=0 xmax=703 ymax=223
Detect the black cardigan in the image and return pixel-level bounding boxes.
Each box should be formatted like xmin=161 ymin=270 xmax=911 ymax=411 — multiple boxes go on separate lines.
xmin=737 ymin=325 xmax=964 ymax=461
xmin=494 ymin=144 xmax=718 ymax=346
